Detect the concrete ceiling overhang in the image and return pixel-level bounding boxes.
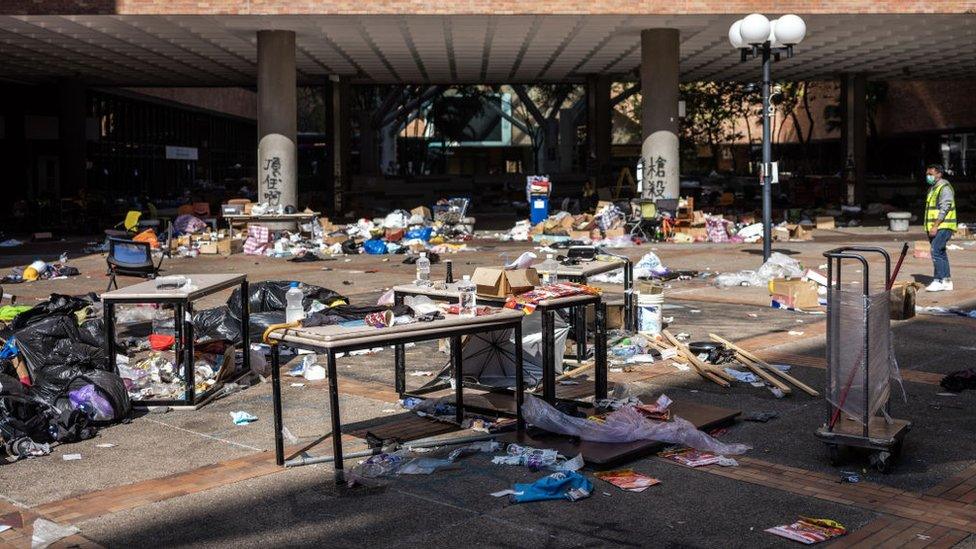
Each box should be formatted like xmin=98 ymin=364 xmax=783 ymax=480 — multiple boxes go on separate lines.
xmin=0 ymin=14 xmax=974 ymax=86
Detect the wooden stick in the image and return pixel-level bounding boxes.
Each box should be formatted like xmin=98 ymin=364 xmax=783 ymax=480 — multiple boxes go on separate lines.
xmin=662 ymin=331 xmax=733 ymax=382
xmin=660 ymin=331 xmax=730 ymax=387
xmin=554 ymin=361 xmax=594 ymax=381
xmin=733 ymin=353 xmax=792 ymax=394
xmin=709 ymin=333 xmax=820 ymax=396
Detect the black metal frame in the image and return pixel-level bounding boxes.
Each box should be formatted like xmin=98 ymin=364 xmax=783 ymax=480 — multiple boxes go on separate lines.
xmin=393 ymin=289 xmax=609 ymax=405
xmin=561 ymin=255 xmax=635 ymax=347
xmin=104 ymin=278 xmax=251 ymax=407
xmin=269 ymin=315 xmax=525 ymax=484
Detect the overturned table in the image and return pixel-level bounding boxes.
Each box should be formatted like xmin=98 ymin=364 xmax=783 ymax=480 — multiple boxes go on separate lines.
xmin=266 ymin=307 xmax=525 ymax=482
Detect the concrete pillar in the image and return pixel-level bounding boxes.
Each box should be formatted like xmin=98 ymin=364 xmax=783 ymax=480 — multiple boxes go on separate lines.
xmin=257 ymin=30 xmax=297 ymax=210
xmin=841 ymin=73 xmax=867 ymax=205
xmin=640 ymin=28 xmax=680 ymax=201
xmin=558 ymin=107 xmax=575 ymax=173
xmin=58 ymin=79 xmax=87 ymax=197
xmin=586 ymin=75 xmax=611 ymax=180
xmin=331 ymin=77 xmax=351 ymax=214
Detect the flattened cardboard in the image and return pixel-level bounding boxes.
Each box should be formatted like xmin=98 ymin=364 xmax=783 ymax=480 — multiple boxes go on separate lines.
xmin=769 ymin=278 xmax=820 ymax=310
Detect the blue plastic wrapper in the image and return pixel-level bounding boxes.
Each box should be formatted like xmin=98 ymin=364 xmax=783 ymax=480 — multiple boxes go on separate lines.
xmin=363 ymin=239 xmax=388 ymax=255
xmin=511 ymin=471 xmax=592 ymax=503
xmin=404 ymin=227 xmax=433 ymax=241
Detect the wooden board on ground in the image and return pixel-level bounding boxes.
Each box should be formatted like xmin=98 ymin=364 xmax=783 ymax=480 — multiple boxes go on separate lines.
xmin=345 ymin=412 xmax=460 ymax=442
xmin=499 ymin=399 xmax=740 ymax=468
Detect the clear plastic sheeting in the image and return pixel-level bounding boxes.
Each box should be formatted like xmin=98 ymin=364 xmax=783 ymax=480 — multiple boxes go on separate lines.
xmin=826 ymin=288 xmax=901 ymax=425
xmin=522 ymin=396 xmax=750 ymax=455
xmin=714 ymin=252 xmax=804 ymax=288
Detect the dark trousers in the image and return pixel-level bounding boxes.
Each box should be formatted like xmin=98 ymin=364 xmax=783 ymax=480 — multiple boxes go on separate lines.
xmin=930 ymin=228 xmax=953 ymax=280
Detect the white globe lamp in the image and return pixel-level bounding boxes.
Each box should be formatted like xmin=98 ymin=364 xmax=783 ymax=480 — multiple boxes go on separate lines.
xmin=774 ymin=14 xmax=806 ymax=45
xmin=739 ymin=13 xmax=772 ymax=45
xmin=728 ymin=19 xmax=745 ymax=49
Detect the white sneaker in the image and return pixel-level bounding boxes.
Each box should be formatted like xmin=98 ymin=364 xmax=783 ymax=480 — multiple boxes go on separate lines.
xmin=925 ymin=279 xmax=945 ymax=292
xmin=942 ymin=279 xmax=954 ymax=291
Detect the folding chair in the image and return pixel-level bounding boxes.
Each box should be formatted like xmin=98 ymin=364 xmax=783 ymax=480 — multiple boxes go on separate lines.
xmin=105 ymin=238 xmax=164 ymax=291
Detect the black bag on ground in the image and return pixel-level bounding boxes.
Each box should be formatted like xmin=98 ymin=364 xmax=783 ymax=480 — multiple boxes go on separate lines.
xmin=15 ymin=314 xmax=109 ymax=405
xmin=10 ymin=293 xmax=97 ymax=331
xmin=246 ymin=311 xmax=286 ymax=342
xmin=56 ymin=370 xmax=132 ymax=424
xmin=226 ymin=281 xmax=347 ymax=318
xmin=193 ymin=306 xmax=242 ymax=345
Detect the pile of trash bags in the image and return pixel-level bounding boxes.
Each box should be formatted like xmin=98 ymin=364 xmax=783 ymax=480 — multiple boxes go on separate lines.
xmin=1 ymin=294 xmax=131 ymax=462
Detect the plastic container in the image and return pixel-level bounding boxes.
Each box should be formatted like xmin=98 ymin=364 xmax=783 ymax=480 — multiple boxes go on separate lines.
xmin=530 ymin=194 xmax=550 ymax=225
xmin=457 ymin=275 xmax=477 ymax=318
xmin=538 ymin=254 xmax=560 ymax=285
xmin=416 ymin=252 xmax=431 ymax=286
xmin=285 ymin=282 xmax=305 ymax=323
xmin=887 ymin=212 xmax=911 ymax=232
xmin=636 ymin=281 xmax=664 ymax=336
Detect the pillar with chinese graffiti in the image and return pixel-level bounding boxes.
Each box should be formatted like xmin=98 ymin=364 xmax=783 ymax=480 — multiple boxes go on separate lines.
xmin=256 ymin=30 xmax=297 ymax=212
xmin=640 ymin=28 xmax=681 ymax=202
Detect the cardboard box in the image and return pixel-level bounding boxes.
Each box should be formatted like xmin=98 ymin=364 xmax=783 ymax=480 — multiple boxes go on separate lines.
xmin=568 ymin=230 xmax=595 ymax=241
xmin=318 ymin=217 xmax=336 ymax=232
xmin=769 ymin=278 xmax=820 ymax=310
xmin=890 ymin=282 xmax=919 ymax=321
xmin=815 ymin=216 xmax=836 ymax=230
xmin=324 ymin=232 xmax=349 ymax=246
xmin=691 ymin=211 xmax=706 ymax=226
xmin=603 ymin=226 xmax=626 ymax=239
xmin=586 ymin=302 xmax=624 ymax=330
xmin=914 ymin=240 xmax=931 ymax=259
xmin=199 ymin=237 xmax=243 ymax=256
xmin=471 ymin=267 xmax=539 ymax=298
xmin=411 ymin=206 xmax=432 ymax=220
xmin=774 ymin=224 xmax=812 ymax=241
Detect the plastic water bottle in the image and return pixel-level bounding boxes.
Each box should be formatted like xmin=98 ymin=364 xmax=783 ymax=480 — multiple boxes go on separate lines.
xmin=458 ymin=275 xmax=477 ymax=318
xmin=285 ymin=282 xmax=305 ymax=323
xmin=539 ymin=254 xmax=559 ymax=285
xmin=416 ymin=252 xmax=431 ymax=286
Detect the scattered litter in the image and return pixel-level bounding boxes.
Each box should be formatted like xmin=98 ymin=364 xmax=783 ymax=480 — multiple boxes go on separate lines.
xmin=671 ymin=362 xmax=691 ymax=372
xmin=505 ymin=471 xmax=593 ymax=503
xmin=290 ymin=383 xmax=306 ymax=388
xmin=788 ymin=331 xmax=805 ymax=336
xmin=724 ymin=368 xmax=760 ymax=384
xmin=659 ymin=447 xmax=724 ymax=467
xmin=0 ymin=525 xmax=9 ymax=533
xmin=839 ymin=471 xmax=860 ymax=483
xmin=492 ymin=443 xmax=560 ymax=469
xmin=765 ymin=517 xmax=847 ymax=544
xmin=30 ymin=518 xmax=79 ymax=549
xmin=594 ymin=469 xmax=660 ymax=492
xmin=61 ymin=453 xmax=82 ymax=461
xmin=95 ymin=443 xmax=116 ymax=448
xmin=409 ymin=371 xmax=434 ymax=377
xmin=743 ymin=411 xmax=779 ymax=423
xmin=230 ymin=411 xmax=258 ymax=425
xmin=304 ymin=365 xmax=326 ymax=381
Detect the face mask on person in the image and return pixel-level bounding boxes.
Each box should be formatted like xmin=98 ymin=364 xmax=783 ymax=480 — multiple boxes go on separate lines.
xmin=926 ymin=174 xmax=937 ymax=185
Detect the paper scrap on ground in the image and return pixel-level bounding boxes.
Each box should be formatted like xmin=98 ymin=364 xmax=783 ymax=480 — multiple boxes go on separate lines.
xmin=659 ymin=347 xmax=679 ymax=360
xmin=788 ymin=330 xmax=804 ymax=336
xmin=62 ymin=454 xmax=82 ymax=461
xmin=230 ymin=411 xmax=258 ymax=425
xmin=95 ymin=443 xmax=116 ymax=448
xmin=659 ymin=447 xmax=723 ymax=468
xmin=765 ymin=517 xmax=847 ymax=544
xmin=595 ymin=469 xmax=661 ymax=492
xmin=30 ymin=518 xmax=79 ymax=549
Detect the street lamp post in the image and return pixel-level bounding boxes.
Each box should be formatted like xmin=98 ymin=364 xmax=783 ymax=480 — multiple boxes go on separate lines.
xmin=729 ymin=13 xmax=806 ymax=261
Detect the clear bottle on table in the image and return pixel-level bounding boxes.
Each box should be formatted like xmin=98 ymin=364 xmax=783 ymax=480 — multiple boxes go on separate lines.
xmin=538 ymin=253 xmax=560 ymax=285
xmin=415 ymin=252 xmax=431 ymax=286
xmin=457 ymin=275 xmax=477 ymax=318
xmin=285 ymin=281 xmax=305 ymax=323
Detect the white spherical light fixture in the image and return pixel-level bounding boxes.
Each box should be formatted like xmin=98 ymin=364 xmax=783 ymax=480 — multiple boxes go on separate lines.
xmin=768 ymin=19 xmax=783 ymax=48
xmin=774 ymin=14 xmax=806 ymax=45
xmin=739 ymin=13 xmax=772 ymax=45
xmin=728 ymin=19 xmax=745 ymax=49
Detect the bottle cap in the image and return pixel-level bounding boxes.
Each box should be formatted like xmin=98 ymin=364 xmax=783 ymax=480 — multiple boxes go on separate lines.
xmin=290 ymin=281 xmax=299 ymax=288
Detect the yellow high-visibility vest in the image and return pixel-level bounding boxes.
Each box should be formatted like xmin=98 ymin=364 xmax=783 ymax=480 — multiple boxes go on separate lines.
xmin=925 ymin=181 xmax=957 ymax=232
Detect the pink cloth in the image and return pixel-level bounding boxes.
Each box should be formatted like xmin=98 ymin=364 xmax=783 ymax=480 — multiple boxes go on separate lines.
xmin=243 ymin=225 xmax=271 ymax=255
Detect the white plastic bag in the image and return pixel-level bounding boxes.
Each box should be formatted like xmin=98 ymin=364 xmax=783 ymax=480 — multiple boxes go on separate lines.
xmin=522 ymin=396 xmax=750 ymax=455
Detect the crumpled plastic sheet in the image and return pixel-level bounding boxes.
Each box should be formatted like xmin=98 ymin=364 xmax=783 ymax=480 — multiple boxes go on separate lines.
xmin=522 ymin=395 xmax=750 ymax=455
xmin=714 ymin=252 xmax=804 ymax=288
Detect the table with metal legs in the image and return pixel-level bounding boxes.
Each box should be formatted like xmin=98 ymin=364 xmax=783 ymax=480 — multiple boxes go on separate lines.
xmin=266 ymin=308 xmax=525 ymax=484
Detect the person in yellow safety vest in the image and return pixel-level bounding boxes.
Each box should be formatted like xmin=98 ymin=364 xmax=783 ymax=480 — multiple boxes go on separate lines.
xmin=924 ymin=164 xmax=957 ymax=292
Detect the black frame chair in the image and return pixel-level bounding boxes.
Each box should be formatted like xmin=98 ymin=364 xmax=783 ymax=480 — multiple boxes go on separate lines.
xmin=106 ymin=238 xmax=164 ymax=291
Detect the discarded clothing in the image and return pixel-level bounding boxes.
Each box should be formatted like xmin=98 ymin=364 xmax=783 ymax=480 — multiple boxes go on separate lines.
xmin=509 ymin=471 xmax=592 ymax=503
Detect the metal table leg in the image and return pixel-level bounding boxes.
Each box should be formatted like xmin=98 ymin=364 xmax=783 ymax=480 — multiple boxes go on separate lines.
xmin=514 ymin=320 xmax=525 ymax=431
xmin=271 ymin=343 xmax=284 ymax=465
xmin=542 ymin=310 xmax=556 ymax=403
xmin=240 ymin=280 xmax=250 ymax=374
xmin=594 ymin=301 xmax=609 ymax=400
xmin=105 ymin=303 xmax=117 ymax=373
xmin=184 ymin=302 xmax=196 ymax=406
xmin=394 ymin=292 xmax=406 ymax=396
xmin=326 ymin=350 xmax=345 ymax=484
xmin=574 ymin=304 xmax=587 ymax=363
xmin=450 ymin=334 xmax=464 ymax=424
xmin=624 ymin=259 xmax=635 ymax=332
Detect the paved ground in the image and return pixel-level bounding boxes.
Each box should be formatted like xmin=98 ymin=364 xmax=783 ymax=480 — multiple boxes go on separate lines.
xmin=1 ymin=225 xmax=975 ymax=548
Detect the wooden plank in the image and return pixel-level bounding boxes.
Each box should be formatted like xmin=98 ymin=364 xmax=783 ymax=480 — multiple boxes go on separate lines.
xmin=710 ymin=333 xmax=821 ymax=396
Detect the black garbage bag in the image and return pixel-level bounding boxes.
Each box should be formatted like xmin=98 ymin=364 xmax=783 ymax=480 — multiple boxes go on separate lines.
xmin=15 ymin=314 xmax=109 ymax=405
xmin=10 ymin=293 xmax=97 ymax=331
xmin=226 ymin=281 xmax=347 ymax=318
xmin=56 ymin=370 xmax=132 ymax=424
xmin=247 ymin=311 xmax=286 ymax=342
xmin=193 ymin=306 xmax=242 ymax=345
xmin=1 ymin=373 xmax=97 ymax=447
xmin=941 ymin=368 xmax=976 ymax=393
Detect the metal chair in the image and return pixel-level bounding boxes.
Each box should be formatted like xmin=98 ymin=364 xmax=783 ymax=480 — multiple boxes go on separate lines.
xmin=105 ymin=238 xmax=164 ymax=291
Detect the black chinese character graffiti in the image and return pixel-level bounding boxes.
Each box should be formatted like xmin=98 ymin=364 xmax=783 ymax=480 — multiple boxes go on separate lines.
xmin=262 ymin=156 xmax=282 ymax=205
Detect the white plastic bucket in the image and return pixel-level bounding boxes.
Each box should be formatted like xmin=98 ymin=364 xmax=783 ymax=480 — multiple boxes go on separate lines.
xmin=637 ymin=290 xmax=664 ymax=336
xmin=887 ymin=212 xmax=911 ymax=232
